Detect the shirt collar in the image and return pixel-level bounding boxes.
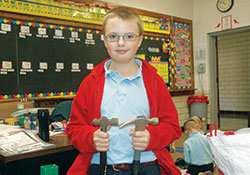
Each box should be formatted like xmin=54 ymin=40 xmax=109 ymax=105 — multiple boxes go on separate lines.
xmin=104 ymin=59 xmax=142 ymax=81
xmin=189 ymin=131 xmax=199 ymax=138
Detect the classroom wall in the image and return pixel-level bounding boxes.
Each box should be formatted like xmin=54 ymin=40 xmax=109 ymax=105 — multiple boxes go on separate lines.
xmin=103 ymin=0 xmax=250 ymax=125
xmin=192 ymin=0 xmax=250 ymax=94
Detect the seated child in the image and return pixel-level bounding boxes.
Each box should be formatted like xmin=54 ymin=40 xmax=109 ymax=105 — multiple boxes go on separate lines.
xmin=183 ymin=119 xmax=214 ymax=175
xmin=174 ymin=116 xmax=206 ymax=168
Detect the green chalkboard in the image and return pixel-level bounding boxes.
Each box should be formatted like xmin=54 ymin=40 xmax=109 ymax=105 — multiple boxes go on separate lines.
xmin=0 ymin=23 xmax=18 ymax=95
xmin=0 ymin=19 xmax=170 ymax=96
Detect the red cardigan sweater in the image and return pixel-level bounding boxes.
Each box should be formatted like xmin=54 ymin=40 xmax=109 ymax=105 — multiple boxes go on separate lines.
xmin=66 ymin=58 xmax=182 ymax=175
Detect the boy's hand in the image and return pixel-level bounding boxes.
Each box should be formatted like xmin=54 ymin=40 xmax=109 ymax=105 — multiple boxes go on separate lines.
xmin=93 ymin=129 xmax=110 ymax=152
xmin=129 ymin=128 xmax=150 ymax=151
xmin=170 ymin=143 xmax=176 ymax=153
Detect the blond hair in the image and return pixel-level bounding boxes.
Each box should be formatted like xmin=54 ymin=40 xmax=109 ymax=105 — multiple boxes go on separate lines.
xmin=190 ymin=116 xmax=204 ymax=131
xmin=102 ymin=6 xmax=144 ymax=36
xmin=184 ymin=120 xmax=199 ymax=132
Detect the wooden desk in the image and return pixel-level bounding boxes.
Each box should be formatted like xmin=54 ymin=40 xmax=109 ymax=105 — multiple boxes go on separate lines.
xmin=0 ymin=136 xmax=78 ymax=175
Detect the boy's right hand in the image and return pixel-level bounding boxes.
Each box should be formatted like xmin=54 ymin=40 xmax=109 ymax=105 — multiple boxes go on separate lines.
xmin=93 ymin=129 xmax=110 ymax=152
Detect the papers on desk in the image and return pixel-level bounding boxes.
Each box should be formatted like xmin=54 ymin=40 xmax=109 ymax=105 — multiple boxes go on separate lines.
xmin=0 ymin=125 xmax=55 ymax=154
xmin=0 ymin=125 xmax=23 ymax=135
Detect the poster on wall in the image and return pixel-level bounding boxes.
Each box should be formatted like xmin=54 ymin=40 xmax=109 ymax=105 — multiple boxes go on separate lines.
xmin=173 ymin=22 xmax=192 ymax=89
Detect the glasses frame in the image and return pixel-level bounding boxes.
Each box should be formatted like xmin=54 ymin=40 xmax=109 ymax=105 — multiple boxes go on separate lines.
xmin=104 ymin=33 xmax=140 ymax=42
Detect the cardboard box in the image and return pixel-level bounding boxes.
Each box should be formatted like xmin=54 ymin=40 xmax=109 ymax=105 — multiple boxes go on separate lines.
xmin=0 ymin=99 xmax=34 ymax=119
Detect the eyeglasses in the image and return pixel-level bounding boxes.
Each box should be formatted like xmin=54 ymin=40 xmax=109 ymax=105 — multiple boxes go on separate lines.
xmin=105 ymin=33 xmax=139 ymax=42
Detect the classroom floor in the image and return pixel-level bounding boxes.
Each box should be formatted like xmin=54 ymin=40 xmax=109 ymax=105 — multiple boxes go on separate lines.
xmin=170 ymin=133 xmax=219 ymax=175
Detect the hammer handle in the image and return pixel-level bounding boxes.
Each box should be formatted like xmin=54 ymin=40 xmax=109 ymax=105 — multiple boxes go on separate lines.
xmin=133 ymin=149 xmax=141 ymax=161
xmin=132 ymin=160 xmax=140 ymax=175
xmin=133 ymin=125 xmax=144 ymax=161
xmin=100 ymin=151 xmax=107 ymax=175
xmin=132 ymin=125 xmax=144 ymax=175
xmin=100 ymin=127 xmax=107 ymax=175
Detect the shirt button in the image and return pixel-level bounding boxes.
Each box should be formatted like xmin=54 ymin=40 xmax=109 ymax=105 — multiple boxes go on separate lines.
xmin=118 ymin=94 xmax=126 ymax=101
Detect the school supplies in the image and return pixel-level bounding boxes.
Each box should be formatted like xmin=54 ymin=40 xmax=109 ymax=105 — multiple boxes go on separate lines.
xmin=3 ymin=118 xmax=20 ymax=126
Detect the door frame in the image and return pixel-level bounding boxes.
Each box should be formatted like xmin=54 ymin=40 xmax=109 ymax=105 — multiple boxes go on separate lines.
xmin=207 ymin=26 xmax=250 ymax=127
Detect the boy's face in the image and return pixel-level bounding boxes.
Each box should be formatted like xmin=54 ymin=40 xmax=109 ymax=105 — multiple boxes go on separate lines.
xmin=104 ymin=17 xmax=143 ymax=63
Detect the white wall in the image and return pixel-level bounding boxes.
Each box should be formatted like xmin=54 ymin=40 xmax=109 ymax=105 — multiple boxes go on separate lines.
xmin=193 ymin=0 xmax=250 ymax=94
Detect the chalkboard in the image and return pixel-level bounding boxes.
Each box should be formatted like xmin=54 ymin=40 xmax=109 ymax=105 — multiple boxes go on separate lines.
xmin=0 ymin=19 xmax=170 ymax=96
xmin=0 ymin=23 xmax=18 ymax=95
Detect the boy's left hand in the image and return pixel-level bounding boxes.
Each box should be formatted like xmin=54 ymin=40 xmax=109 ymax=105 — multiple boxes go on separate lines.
xmin=129 ymin=128 xmax=150 ymax=151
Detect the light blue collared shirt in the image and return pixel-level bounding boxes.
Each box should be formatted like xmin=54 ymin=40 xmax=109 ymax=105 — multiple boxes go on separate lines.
xmin=184 ymin=131 xmax=213 ymax=165
xmin=91 ymin=59 xmax=157 ymax=165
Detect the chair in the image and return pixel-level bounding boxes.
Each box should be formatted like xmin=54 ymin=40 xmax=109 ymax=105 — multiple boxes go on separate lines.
xmin=51 ymin=100 xmax=72 ymax=122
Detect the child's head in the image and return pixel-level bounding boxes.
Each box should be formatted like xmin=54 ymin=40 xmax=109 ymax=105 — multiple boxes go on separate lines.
xmin=190 ymin=115 xmax=205 ymax=131
xmin=184 ymin=119 xmax=199 ymax=135
xmin=102 ymin=6 xmax=144 ymax=36
xmin=102 ymin=6 xmax=144 ymax=62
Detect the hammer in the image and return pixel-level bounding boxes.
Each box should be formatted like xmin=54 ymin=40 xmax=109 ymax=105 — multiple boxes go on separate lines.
xmin=119 ymin=116 xmax=159 ymax=175
xmin=93 ymin=117 xmax=119 ymax=175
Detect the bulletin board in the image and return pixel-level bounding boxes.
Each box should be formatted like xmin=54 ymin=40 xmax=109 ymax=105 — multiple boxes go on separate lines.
xmin=173 ymin=22 xmax=192 ymax=89
xmin=0 ymin=1 xmax=194 ymax=100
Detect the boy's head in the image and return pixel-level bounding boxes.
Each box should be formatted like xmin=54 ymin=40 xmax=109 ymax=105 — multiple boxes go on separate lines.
xmin=183 ymin=119 xmax=199 ymax=135
xmin=102 ymin=6 xmax=144 ymax=36
xmin=190 ymin=115 xmax=205 ymax=131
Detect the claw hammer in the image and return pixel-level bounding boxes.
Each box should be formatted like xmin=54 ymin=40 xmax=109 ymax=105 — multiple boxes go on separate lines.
xmin=93 ymin=117 xmax=119 ymax=175
xmin=119 ymin=116 xmax=159 ymax=175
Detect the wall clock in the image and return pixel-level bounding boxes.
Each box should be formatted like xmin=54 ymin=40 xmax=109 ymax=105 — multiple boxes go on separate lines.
xmin=217 ymin=0 xmax=234 ymax=13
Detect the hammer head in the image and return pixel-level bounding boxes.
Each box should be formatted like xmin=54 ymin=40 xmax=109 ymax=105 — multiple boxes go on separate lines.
xmin=93 ymin=116 xmax=119 ymax=132
xmin=118 ymin=116 xmax=159 ymax=131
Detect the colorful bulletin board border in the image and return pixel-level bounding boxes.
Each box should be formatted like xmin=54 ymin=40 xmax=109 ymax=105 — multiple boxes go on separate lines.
xmin=168 ymin=56 xmax=173 ymax=89
xmin=143 ymin=36 xmax=169 ymax=41
xmin=0 ymin=0 xmax=170 ymax=34
xmin=173 ymin=22 xmax=192 ymax=89
xmin=0 ymin=17 xmax=102 ymax=33
xmin=0 ymin=92 xmax=76 ymax=100
xmin=0 ymin=17 xmax=169 ymax=99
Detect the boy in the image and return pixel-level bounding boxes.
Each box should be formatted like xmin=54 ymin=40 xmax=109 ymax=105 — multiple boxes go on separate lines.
xmin=183 ymin=119 xmax=214 ymax=175
xmin=175 ymin=116 xmax=207 ymax=169
xmin=66 ymin=6 xmax=182 ymax=175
